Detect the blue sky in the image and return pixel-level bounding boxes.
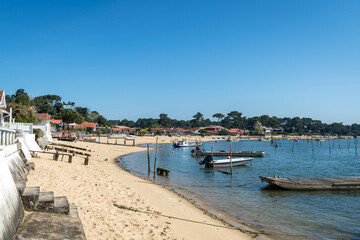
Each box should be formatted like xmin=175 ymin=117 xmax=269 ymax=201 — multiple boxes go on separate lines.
xmin=1 ymin=0 xmax=360 ymax=124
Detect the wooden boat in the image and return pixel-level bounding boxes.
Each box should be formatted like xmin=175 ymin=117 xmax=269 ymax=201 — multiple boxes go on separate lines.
xmin=200 ymin=156 xmax=253 ymax=168
xmin=316 ymin=138 xmax=325 ymax=142
xmin=173 ymin=141 xmax=200 ymax=148
xmin=259 ymin=176 xmax=360 ymax=190
xmin=192 ymin=149 xmax=265 ymax=157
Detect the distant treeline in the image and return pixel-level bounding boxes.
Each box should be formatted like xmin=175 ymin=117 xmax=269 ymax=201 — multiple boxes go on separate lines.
xmin=6 ymin=89 xmax=107 ymax=125
xmin=5 ymin=89 xmax=360 ymax=136
xmin=109 ymin=112 xmax=360 ymax=136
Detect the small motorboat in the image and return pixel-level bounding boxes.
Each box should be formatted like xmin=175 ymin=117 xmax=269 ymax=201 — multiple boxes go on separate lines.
xmin=227 ymin=136 xmax=239 ymax=142
xmin=258 ymin=137 xmax=271 ymax=141
xmin=173 ymin=141 xmax=201 ymax=148
xmin=199 ymin=156 xmax=253 ymax=168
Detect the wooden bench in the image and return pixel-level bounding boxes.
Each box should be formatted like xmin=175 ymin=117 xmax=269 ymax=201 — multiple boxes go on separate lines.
xmin=83 ymin=138 xmax=96 ymax=143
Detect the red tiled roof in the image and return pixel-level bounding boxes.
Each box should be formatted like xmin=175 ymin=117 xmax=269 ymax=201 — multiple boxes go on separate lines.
xmin=76 ymin=122 xmax=97 ymax=128
xmin=37 ymin=113 xmax=51 ymax=120
xmin=174 ymin=128 xmax=187 ymax=133
xmin=51 ymin=119 xmax=62 ymax=124
xmin=228 ymin=128 xmax=240 ymax=133
xmin=112 ymin=127 xmax=130 ymax=131
xmin=115 ymin=126 xmax=130 ymax=129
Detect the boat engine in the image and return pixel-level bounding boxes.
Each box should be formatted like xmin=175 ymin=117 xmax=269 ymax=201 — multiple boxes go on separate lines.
xmin=199 ymin=156 xmax=213 ymax=165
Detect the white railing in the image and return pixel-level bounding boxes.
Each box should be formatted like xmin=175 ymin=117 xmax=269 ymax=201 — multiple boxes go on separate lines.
xmin=0 ymin=127 xmax=16 ymax=146
xmin=8 ymin=122 xmax=33 ymax=135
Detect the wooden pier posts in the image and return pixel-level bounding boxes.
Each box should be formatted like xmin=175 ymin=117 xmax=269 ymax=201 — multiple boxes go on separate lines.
xmin=230 ymin=143 xmax=233 ymax=176
xmin=153 ymin=137 xmax=158 ymax=178
xmin=147 ymin=144 xmax=150 ymax=176
xmin=311 ymin=140 xmax=314 ymax=154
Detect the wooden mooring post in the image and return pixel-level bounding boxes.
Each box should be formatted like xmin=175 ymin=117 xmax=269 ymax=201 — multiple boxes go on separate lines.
xmin=211 ymin=146 xmax=213 ymax=159
xmin=292 ymin=141 xmax=295 ymax=153
xmin=153 ymin=137 xmax=158 ymax=178
xmin=311 ymin=140 xmax=314 ymax=154
xmin=147 ymin=144 xmax=150 ymax=176
xmin=355 ymin=138 xmax=358 ymax=156
xmin=230 ymin=143 xmax=233 ymax=176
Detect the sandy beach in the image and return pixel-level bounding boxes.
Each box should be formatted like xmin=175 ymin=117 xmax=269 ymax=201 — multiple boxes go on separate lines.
xmin=26 ymin=136 xmax=256 ymax=240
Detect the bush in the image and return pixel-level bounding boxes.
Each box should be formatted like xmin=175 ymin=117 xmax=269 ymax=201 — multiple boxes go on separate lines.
xmin=218 ymin=129 xmax=229 ymax=135
xmin=33 ymin=128 xmax=44 ymax=139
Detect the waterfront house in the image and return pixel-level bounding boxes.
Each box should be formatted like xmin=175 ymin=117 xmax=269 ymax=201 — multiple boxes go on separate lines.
xmin=173 ymin=128 xmax=187 ymax=135
xmin=205 ymin=125 xmax=224 ymax=134
xmin=50 ymin=119 xmax=63 ymax=133
xmin=262 ymin=126 xmax=273 ymax=135
xmin=34 ymin=113 xmax=53 ymax=142
xmin=0 ymin=90 xmax=5 ymax=109
xmin=0 ymin=90 xmax=10 ymax=126
xmin=75 ymin=122 xmax=98 ymax=133
xmin=228 ymin=128 xmax=241 ymax=135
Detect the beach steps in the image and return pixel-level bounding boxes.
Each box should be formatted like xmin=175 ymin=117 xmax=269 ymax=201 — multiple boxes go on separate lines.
xmin=22 ymin=186 xmax=70 ymax=214
xmin=15 ymin=204 xmax=85 ymax=240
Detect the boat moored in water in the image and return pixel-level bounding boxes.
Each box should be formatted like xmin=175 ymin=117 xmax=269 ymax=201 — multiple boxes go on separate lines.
xmin=199 ymin=156 xmax=253 ymax=168
xmin=259 ymin=176 xmax=360 ymax=190
xmin=192 ymin=148 xmax=265 ymax=157
xmin=258 ymin=137 xmax=271 ymax=141
xmin=173 ymin=140 xmax=201 ymax=148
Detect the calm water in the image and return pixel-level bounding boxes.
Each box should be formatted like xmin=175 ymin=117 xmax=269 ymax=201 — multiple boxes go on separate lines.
xmin=118 ymin=139 xmax=360 ymax=240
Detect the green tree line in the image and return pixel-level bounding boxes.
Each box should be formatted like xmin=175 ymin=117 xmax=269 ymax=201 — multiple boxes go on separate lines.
xmin=5 ymin=89 xmax=108 ymax=126
xmin=6 ymin=89 xmax=360 ymax=136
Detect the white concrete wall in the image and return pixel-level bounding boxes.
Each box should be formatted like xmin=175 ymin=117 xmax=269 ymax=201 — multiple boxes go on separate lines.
xmin=0 ymin=148 xmax=24 ymax=240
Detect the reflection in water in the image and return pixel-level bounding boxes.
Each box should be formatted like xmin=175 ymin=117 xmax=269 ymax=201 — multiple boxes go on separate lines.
xmin=119 ymin=139 xmax=360 ymax=240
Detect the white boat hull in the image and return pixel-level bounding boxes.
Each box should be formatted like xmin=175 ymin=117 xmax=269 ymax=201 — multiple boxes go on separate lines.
xmin=207 ymin=158 xmax=253 ymax=168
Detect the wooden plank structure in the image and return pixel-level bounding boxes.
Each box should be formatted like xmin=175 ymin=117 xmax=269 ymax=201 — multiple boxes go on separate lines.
xmin=98 ymin=136 xmax=136 ymax=146
xmin=50 ymin=143 xmax=91 ymax=152
xmin=57 ymin=137 xmax=76 ymax=142
xmin=30 ymin=150 xmax=89 ymax=165
xmin=50 ymin=146 xmax=91 ymax=157
xmin=156 ymin=167 xmax=170 ymax=176
xmin=260 ymin=176 xmax=360 ymax=190
xmin=30 ymin=151 xmax=73 ymax=163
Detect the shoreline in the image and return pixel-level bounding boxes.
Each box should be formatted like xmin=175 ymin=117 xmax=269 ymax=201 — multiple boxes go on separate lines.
xmin=115 ymin=154 xmax=264 ymax=239
xmin=26 ymin=136 xmax=260 ymax=240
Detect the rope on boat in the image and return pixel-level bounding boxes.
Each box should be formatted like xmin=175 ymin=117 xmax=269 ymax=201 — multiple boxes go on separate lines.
xmin=113 ymin=203 xmax=259 ymax=237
